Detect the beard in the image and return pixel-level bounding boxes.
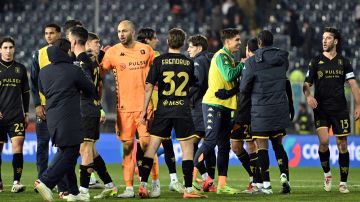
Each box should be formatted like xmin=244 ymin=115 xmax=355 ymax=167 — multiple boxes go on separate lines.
xmin=323 ymin=43 xmax=335 ymax=52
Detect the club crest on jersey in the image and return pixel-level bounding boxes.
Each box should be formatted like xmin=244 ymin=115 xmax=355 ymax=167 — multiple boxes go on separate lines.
xmin=119 ymin=63 xmax=126 ymax=71
xmin=140 ymin=49 xmax=145 ymax=54
xmin=317 ymin=71 xmax=323 ymax=79
xmin=15 ymin=67 xmax=21 ymax=73
xmin=338 ymin=59 xmax=343 ymax=65
xmin=318 ymin=60 xmax=324 ymax=64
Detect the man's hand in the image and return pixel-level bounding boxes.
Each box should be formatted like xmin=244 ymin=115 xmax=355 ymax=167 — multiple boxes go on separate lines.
xmin=140 ymin=110 xmax=147 ymax=125
xmin=100 ymin=109 xmax=106 ymax=124
xmin=35 ymin=105 xmax=46 ymax=120
xmin=0 ymin=112 xmax=3 ymax=120
xmin=306 ymin=95 xmax=318 ymax=109
xmin=215 ymin=87 xmax=239 ymax=100
xmin=289 ymin=101 xmax=295 ymax=121
xmin=24 ymin=113 xmax=29 ymax=129
xmin=355 ymin=105 xmax=360 ymax=121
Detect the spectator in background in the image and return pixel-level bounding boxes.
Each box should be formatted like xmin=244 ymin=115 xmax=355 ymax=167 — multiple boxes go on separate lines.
xmin=302 ymin=19 xmax=315 ymax=63
xmin=356 ymin=4 xmax=360 ymax=32
xmin=284 ymin=8 xmax=302 ymax=47
xmin=295 ymin=103 xmax=312 ymax=135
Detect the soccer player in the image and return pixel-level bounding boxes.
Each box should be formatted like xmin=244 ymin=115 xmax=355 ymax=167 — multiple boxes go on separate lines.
xmin=187 ymin=34 xmax=216 ymax=192
xmin=68 ymin=26 xmax=118 ymax=200
xmin=35 ymin=39 xmax=94 ymax=202
xmin=303 ymin=27 xmax=360 ymax=194
xmin=240 ymin=30 xmax=291 ymax=194
xmin=29 ymin=23 xmax=62 ymax=184
xmin=216 ymin=37 xmax=261 ymax=193
xmin=138 ymin=28 xmax=207 ymax=199
xmin=0 ymin=36 xmax=29 ymax=193
xmin=101 ymin=20 xmax=159 ymax=198
xmin=194 ymin=28 xmax=243 ymax=195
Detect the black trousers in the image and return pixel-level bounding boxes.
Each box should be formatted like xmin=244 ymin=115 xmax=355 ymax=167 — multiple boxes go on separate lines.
xmin=40 ymin=145 xmax=80 ymax=195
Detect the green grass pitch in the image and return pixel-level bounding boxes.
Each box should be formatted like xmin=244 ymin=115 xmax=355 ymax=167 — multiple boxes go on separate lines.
xmin=0 ymin=163 xmax=359 ymax=201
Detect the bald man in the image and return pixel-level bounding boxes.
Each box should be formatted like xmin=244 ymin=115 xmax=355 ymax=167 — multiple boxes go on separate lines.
xmin=101 ymin=20 xmax=160 ymax=198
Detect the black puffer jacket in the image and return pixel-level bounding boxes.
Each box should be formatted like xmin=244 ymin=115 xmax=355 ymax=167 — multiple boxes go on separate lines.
xmin=240 ymin=47 xmax=290 ymax=132
xmin=38 ymin=46 xmax=94 ymax=147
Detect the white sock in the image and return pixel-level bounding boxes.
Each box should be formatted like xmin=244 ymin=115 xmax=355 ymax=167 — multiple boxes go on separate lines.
xmin=79 ymin=186 xmax=89 ymax=192
xmin=105 ymin=182 xmax=114 ymax=188
xmin=13 ymin=180 xmax=19 ymax=185
xmin=185 ymin=187 xmax=193 ymax=193
xmin=263 ymin=181 xmax=271 ymax=188
xmin=152 ymin=179 xmax=160 ymax=185
xmin=170 ymin=173 xmax=178 ymax=182
xmin=324 ymin=171 xmax=332 ymax=178
xmin=339 ymin=181 xmax=347 ymax=186
xmin=126 ymin=186 xmax=134 ymax=191
xmin=201 ymin=173 xmax=208 ymax=180
xmin=256 ymin=183 xmax=263 ymax=189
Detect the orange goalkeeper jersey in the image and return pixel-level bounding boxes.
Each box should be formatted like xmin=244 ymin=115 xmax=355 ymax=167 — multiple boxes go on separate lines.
xmin=101 ymin=41 xmax=155 ymax=112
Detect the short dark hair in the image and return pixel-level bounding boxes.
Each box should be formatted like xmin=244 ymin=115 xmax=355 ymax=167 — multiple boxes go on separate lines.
xmin=137 ymin=28 xmax=156 ymax=44
xmin=53 ymin=38 xmax=71 ymax=53
xmin=247 ymin=37 xmax=259 ymax=52
xmin=188 ymin=34 xmax=208 ymax=51
xmin=88 ymin=32 xmax=100 ymax=41
xmin=167 ymin=28 xmax=186 ymax=49
xmin=69 ymin=26 xmax=88 ymax=45
xmin=0 ymin=36 xmax=15 ymax=47
xmin=220 ymin=28 xmax=240 ymax=43
xmin=45 ymin=23 xmax=61 ymax=33
xmin=257 ymin=30 xmax=273 ymax=46
xmin=64 ymin=19 xmax=83 ymax=35
xmin=324 ymin=27 xmax=341 ymax=43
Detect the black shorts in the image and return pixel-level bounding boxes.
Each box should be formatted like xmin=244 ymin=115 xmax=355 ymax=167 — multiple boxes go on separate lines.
xmin=314 ymin=108 xmax=350 ymax=136
xmin=230 ymin=122 xmax=252 ymax=141
xmin=149 ymin=116 xmax=196 ymax=141
xmin=191 ymin=112 xmax=205 ymax=135
xmin=252 ymin=129 xmax=286 ymax=140
xmin=81 ymin=117 xmax=100 ymax=142
xmin=0 ymin=121 xmax=25 ymax=143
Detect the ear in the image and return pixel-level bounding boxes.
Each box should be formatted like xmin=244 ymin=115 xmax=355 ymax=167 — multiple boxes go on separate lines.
xmin=334 ymin=38 xmax=338 ymax=45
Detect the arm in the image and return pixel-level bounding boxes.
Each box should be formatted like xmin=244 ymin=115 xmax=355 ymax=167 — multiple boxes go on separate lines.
xmin=286 ymin=79 xmax=294 ymax=121
xmin=348 ymin=79 xmax=360 ymax=120
xmin=303 ymin=59 xmax=318 ymax=109
xmin=75 ymin=67 xmax=96 ymax=98
xmin=30 ymin=51 xmax=46 ymax=120
xmin=303 ymin=82 xmax=317 ymax=109
xmin=140 ymin=83 xmax=154 ymax=124
xmin=239 ymin=61 xmax=254 ymax=94
xmin=30 ymin=51 xmax=41 ymax=107
xmin=216 ymin=54 xmax=243 ymax=82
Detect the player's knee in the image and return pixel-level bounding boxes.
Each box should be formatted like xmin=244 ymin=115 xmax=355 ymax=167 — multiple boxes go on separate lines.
xmin=122 ymin=141 xmax=134 ymax=156
xmin=337 ymin=140 xmax=348 ymax=153
xmin=231 ymin=142 xmax=243 ymax=155
xmin=246 ymin=141 xmax=256 ymax=153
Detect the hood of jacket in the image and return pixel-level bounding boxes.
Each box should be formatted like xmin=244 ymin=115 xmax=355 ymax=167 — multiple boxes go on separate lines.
xmin=47 ymin=46 xmax=73 ymax=64
xmin=255 ymin=47 xmax=289 ymax=66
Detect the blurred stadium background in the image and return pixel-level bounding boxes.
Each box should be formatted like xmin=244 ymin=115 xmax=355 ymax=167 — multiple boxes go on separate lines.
xmin=1 ymin=0 xmax=360 ymax=134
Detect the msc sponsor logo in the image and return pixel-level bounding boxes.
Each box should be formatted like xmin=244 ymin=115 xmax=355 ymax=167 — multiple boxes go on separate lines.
xmin=163 ymin=99 xmax=184 ymax=106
